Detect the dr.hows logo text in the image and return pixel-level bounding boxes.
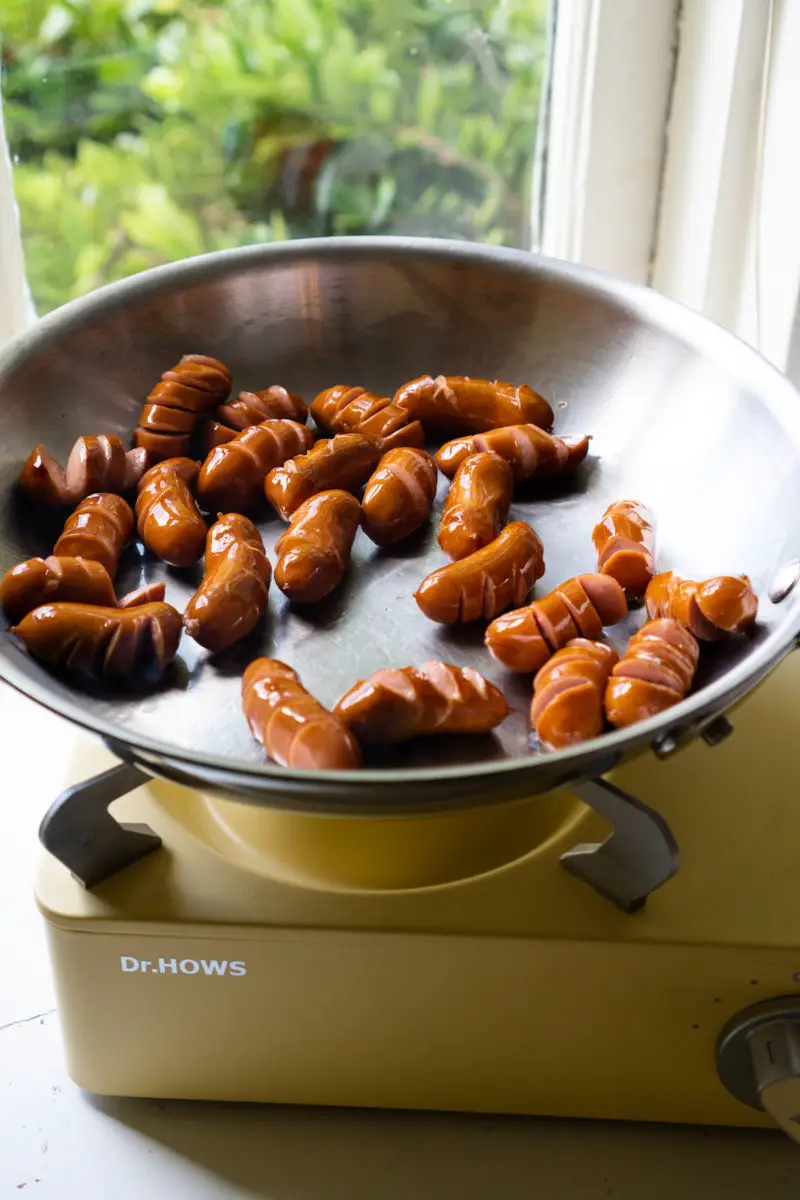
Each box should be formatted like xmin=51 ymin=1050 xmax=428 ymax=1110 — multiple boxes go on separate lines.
xmin=120 ymin=956 xmax=247 ymax=976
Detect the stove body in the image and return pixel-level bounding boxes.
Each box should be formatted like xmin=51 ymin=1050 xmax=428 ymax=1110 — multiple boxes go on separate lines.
xmin=36 ymin=655 xmax=800 ymax=1128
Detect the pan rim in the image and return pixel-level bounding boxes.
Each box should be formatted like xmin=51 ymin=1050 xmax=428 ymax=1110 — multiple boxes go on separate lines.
xmin=2 ymin=235 xmax=800 ymax=792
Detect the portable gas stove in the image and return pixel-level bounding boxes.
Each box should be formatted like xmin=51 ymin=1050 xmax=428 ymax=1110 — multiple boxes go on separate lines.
xmin=36 ymin=649 xmax=800 ymax=1139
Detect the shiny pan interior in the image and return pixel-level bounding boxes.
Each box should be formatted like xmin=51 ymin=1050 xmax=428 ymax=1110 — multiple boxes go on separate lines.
xmin=1 ymin=238 xmax=800 ymax=814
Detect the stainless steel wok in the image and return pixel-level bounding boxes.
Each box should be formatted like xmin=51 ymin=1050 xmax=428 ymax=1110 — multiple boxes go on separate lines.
xmin=2 ymin=238 xmax=800 ymax=816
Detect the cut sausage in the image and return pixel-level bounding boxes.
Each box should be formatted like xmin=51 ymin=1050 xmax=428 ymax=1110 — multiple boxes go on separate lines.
xmin=605 ymin=617 xmax=699 ymax=728
xmin=242 ymin=657 xmax=362 ymax=770
xmin=265 ymin=434 xmax=381 ymax=520
xmin=361 ymin=448 xmax=438 ymax=547
xmin=593 ymin=500 xmax=656 ymax=597
xmin=394 ymin=375 xmax=553 ymax=435
xmin=415 ymin=521 xmax=545 ymax=624
xmin=183 ymin=514 xmax=271 ymax=652
xmin=334 ymin=661 xmax=510 ymax=743
xmin=438 ymin=452 xmax=513 ymax=560
xmin=274 ymin=490 xmax=360 ymax=603
xmin=485 ymin=572 xmax=628 ymax=673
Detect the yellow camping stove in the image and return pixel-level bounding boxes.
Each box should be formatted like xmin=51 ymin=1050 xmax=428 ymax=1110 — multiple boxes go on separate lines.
xmin=35 ymin=652 xmax=800 ymax=1138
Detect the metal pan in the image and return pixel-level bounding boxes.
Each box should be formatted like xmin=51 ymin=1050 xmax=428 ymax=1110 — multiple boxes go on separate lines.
xmin=1 ymin=237 xmax=800 ymax=815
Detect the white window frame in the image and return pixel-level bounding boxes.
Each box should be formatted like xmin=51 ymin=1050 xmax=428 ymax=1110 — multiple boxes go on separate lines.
xmin=2 ymin=0 xmax=799 ymax=375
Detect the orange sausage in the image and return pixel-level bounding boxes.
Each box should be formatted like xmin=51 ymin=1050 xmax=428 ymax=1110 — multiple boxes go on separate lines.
xmin=213 ymin=385 xmax=307 ymax=436
xmin=334 ymin=660 xmax=510 ymax=744
xmin=12 ymin=601 xmax=183 ymax=678
xmin=531 ymin=639 xmax=618 ymax=749
xmin=311 ymin=385 xmax=425 ymax=450
xmin=51 ymin=493 xmax=133 ymax=578
xmin=274 ymin=490 xmax=360 ymax=603
xmin=242 ymin=658 xmax=362 ymax=770
xmin=136 ymin=458 xmax=206 ymax=568
xmin=645 ymin=571 xmax=757 ymax=639
xmin=437 ymin=451 xmax=512 ymax=560
xmin=394 ymin=375 xmax=553 ymax=435
xmin=133 ymin=354 xmax=231 ymax=462
xmin=485 ymin=573 xmax=628 ymax=673
xmin=415 ymin=521 xmax=544 ymax=624
xmin=593 ymin=500 xmax=656 ymax=597
xmin=360 ymin=448 xmax=438 ymax=547
xmin=196 ymin=420 xmax=314 ymax=513
xmin=436 ymin=426 xmax=590 ymax=482
xmin=19 ymin=436 xmax=148 ymax=508
xmin=605 ymin=617 xmax=699 ymax=728
xmin=117 ymin=582 xmax=167 ymax=608
xmin=183 ymin=515 xmax=271 ymax=652
xmin=265 ymin=434 xmax=381 ymax=520
xmin=0 ymin=556 xmax=116 ymax=620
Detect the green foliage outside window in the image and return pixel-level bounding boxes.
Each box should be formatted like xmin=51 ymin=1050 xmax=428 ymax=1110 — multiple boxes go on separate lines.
xmin=1 ymin=0 xmax=550 ymax=314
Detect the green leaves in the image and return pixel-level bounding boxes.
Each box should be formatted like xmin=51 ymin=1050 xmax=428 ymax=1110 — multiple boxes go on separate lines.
xmin=3 ymin=0 xmax=550 ymax=313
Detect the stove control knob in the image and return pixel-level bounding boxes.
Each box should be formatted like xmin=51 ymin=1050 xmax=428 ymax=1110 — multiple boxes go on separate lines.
xmin=717 ymin=997 xmax=800 ymax=1143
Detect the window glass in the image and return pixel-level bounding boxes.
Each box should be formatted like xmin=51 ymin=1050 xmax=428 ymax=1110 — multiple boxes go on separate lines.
xmin=2 ymin=0 xmax=550 ymax=314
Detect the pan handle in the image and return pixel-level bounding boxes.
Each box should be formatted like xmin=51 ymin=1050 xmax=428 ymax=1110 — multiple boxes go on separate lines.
xmin=39 ymin=761 xmax=160 ymax=888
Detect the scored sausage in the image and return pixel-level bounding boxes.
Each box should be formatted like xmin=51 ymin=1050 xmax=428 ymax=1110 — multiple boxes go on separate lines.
xmin=0 ymin=556 xmax=116 ymax=620
xmin=274 ymin=490 xmax=360 ymax=603
xmin=242 ymin=657 xmax=362 ymax=770
xmin=394 ymin=375 xmax=554 ymax=435
xmin=485 ymin=573 xmax=628 ymax=673
xmin=531 ymin=639 xmax=618 ymax=749
xmin=265 ymin=434 xmax=381 ymax=520
xmin=197 ymin=420 xmax=313 ymax=513
xmin=183 ymin=514 xmax=271 ymax=652
xmin=133 ymin=354 xmax=231 ymax=462
xmin=437 ymin=451 xmax=512 ymax=560
xmin=53 ymin=493 xmax=134 ymax=577
xmin=334 ymin=660 xmax=510 ymax=744
xmin=605 ymin=617 xmax=699 ymax=728
xmin=645 ymin=570 xmax=757 ymax=639
xmin=11 ymin=601 xmax=183 ymax=677
xmin=136 ymin=457 xmax=207 ymax=567
xmin=311 ymin=385 xmax=425 ymax=450
xmin=360 ymin=448 xmax=438 ymax=547
xmin=593 ymin=500 xmax=656 ymax=597
xmin=19 ymin=436 xmax=148 ymax=508
xmin=436 ymin=426 xmax=590 ymax=482
xmin=415 ymin=521 xmax=544 ymax=624
xmin=213 ymin=385 xmax=307 ymax=435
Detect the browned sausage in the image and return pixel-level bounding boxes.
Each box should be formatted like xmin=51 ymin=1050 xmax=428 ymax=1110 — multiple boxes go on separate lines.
xmin=12 ymin=601 xmax=183 ymax=677
xmin=0 ymin=556 xmax=116 ymax=620
xmin=133 ymin=354 xmax=231 ymax=462
xmin=213 ymin=385 xmax=307 ymax=437
xmin=135 ymin=458 xmax=206 ymax=567
xmin=360 ymin=448 xmax=438 ymax=547
xmin=19 ymin=437 xmax=148 ymax=508
xmin=485 ymin=573 xmax=628 ymax=673
xmin=593 ymin=500 xmax=656 ymax=597
xmin=394 ymin=375 xmax=553 ymax=435
xmin=437 ymin=452 xmax=512 ymax=560
xmin=117 ymin=582 xmax=167 ymax=608
xmin=183 ymin=515 xmax=271 ymax=652
xmin=436 ymin=426 xmax=590 ymax=482
xmin=645 ymin=571 xmax=757 ymax=638
xmin=415 ymin=521 xmax=544 ymax=624
xmin=196 ymin=420 xmax=314 ymax=513
xmin=242 ymin=657 xmax=362 ymax=770
xmin=52 ymin=493 xmax=134 ymax=578
xmin=311 ymin=385 xmax=425 ymax=450
xmin=265 ymin=434 xmax=381 ymax=520
xmin=605 ymin=618 xmax=699 ymax=728
xmin=334 ymin=660 xmax=510 ymax=744
xmin=274 ymin=490 xmax=360 ymax=603
xmin=531 ymin=639 xmax=618 ymax=749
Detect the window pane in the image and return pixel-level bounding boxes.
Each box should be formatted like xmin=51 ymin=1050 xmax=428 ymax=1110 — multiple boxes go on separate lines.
xmin=2 ymin=0 xmax=551 ymax=314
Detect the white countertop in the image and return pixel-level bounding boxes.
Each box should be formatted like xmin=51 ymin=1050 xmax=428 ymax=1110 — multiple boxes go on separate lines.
xmin=2 ymin=687 xmax=800 ymax=1198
